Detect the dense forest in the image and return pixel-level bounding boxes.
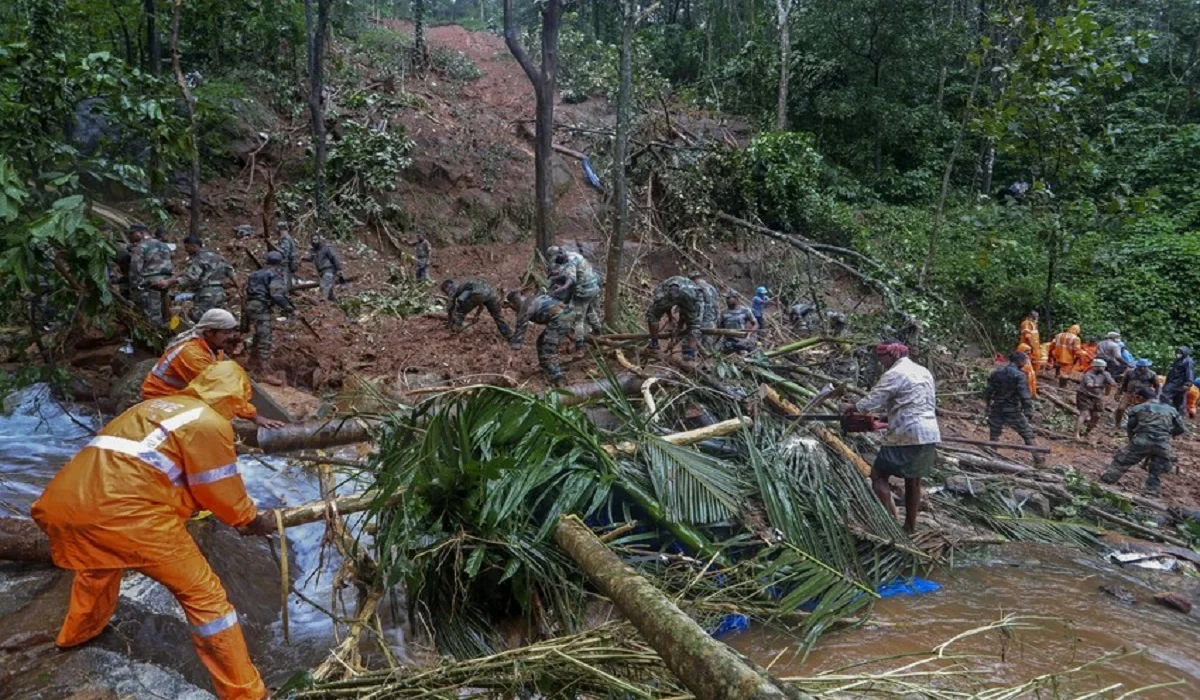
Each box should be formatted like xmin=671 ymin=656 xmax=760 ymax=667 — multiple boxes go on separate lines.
xmin=2 ymin=0 xmax=1199 ymax=368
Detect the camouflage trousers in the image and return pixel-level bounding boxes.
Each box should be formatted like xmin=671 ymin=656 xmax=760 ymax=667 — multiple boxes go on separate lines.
xmin=189 ymin=287 xmax=227 ymax=323
xmin=987 ymin=406 xmax=1036 ymax=443
xmin=319 ymin=270 xmax=337 ymax=301
xmin=415 ymin=259 xmax=429 ymax=281
xmin=452 ymin=295 xmax=512 ymax=341
xmin=1102 ymin=441 xmax=1175 ymax=495
xmin=570 ymin=286 xmax=603 ymax=348
xmin=241 ymin=299 xmax=273 ymax=362
xmin=536 ymin=314 xmax=571 ymax=383
xmin=140 ymin=275 xmax=170 ymax=326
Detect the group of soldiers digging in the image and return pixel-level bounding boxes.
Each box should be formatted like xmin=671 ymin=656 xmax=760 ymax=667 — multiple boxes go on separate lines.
xmin=115 ymin=221 xmax=371 ymax=368
xmin=983 ymin=311 xmax=1195 ymax=498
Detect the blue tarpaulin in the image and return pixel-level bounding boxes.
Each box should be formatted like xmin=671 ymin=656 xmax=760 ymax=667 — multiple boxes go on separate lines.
xmin=581 ymin=157 xmax=602 ymax=190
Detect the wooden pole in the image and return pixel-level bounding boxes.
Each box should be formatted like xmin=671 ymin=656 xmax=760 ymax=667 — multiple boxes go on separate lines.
xmin=553 ymin=515 xmax=797 ymax=700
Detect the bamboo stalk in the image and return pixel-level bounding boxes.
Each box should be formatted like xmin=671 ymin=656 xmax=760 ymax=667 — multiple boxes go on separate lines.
xmin=763 ymin=336 xmax=848 ymax=359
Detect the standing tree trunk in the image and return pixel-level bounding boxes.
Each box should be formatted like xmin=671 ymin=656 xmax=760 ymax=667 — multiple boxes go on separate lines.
xmin=144 ymin=0 xmax=160 ymax=74
xmin=605 ymin=0 xmax=635 ymax=328
xmin=774 ymin=0 xmax=793 ymax=131
xmin=305 ymin=0 xmax=332 ymax=223
xmin=504 ymin=0 xmax=564 ymax=256
xmin=919 ymin=58 xmax=983 ymax=287
xmin=170 ymin=0 xmax=200 ymax=238
xmin=411 ymin=0 xmax=429 ymax=74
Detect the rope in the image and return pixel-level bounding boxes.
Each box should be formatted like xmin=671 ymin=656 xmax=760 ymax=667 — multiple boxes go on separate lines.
xmin=274 ymin=508 xmax=290 ymax=645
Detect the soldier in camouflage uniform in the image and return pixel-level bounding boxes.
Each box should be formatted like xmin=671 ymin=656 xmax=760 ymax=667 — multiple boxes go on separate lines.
xmin=115 ymin=225 xmax=146 ymax=303
xmin=1102 ymin=388 xmax=1187 ymax=497
xmin=275 ymin=221 xmax=299 ymax=291
xmin=241 ymin=251 xmax=295 ymax=365
xmin=645 ymin=275 xmax=702 ymax=361
xmin=136 ymin=226 xmax=175 ymax=326
xmin=718 ymin=291 xmax=757 ymax=354
xmin=689 ymin=271 xmax=719 ymax=350
xmin=407 ymin=232 xmax=431 ymax=281
xmin=506 ymin=288 xmax=573 ymax=386
xmin=547 ymin=246 xmax=603 ymax=350
xmin=305 ymin=235 xmax=343 ymax=301
xmin=983 ymin=351 xmax=1045 ymax=467
xmin=170 ymin=235 xmax=236 ymax=322
xmin=441 ymin=278 xmax=512 ymax=341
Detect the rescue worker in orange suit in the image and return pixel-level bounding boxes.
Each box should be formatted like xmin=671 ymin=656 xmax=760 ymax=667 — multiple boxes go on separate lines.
xmin=1074 ymin=336 xmax=1098 ymax=374
xmin=1019 ymin=310 xmax=1044 ymax=371
xmin=1187 ymin=381 xmax=1200 ymax=419
xmin=32 ymin=361 xmax=275 ymax=700
xmin=141 ymin=309 xmax=284 ymax=430
xmin=1014 ymin=345 xmax=1038 ymax=397
xmin=1049 ymin=324 xmax=1082 ymax=387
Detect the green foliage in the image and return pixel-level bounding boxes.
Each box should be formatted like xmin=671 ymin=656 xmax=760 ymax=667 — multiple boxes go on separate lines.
xmin=429 ymin=45 xmax=483 ymax=82
xmin=367 ymin=387 xmax=616 ymax=657
xmin=557 ymin=26 xmax=668 ymax=104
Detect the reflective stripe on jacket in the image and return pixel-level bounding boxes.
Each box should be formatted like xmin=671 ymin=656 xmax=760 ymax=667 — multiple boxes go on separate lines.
xmin=31 ymin=394 xmax=257 ymax=570
xmin=141 ymin=339 xmax=257 ymax=420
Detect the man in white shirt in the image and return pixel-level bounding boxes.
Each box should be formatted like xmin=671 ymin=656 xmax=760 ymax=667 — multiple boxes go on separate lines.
xmin=842 ymin=342 xmax=940 ymax=533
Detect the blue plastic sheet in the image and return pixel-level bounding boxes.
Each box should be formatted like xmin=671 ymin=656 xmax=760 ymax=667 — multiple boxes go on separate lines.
xmin=581 ymin=157 xmax=603 ymax=190
xmin=710 ymin=613 xmax=749 ymax=639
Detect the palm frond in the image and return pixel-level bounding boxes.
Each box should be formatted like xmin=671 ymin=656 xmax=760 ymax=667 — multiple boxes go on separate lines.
xmin=641 ymin=437 xmax=746 ymax=525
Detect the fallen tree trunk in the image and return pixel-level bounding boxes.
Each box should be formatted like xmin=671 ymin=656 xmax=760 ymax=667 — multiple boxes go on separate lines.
xmin=555 ymin=372 xmax=648 ymax=406
xmin=761 ymin=384 xmax=873 ymax=479
xmin=250 ymin=417 xmax=379 ymax=453
xmin=763 ymin=336 xmax=848 ymax=359
xmin=939 ymin=436 xmax=1051 ymax=454
xmin=605 ymin=417 xmax=753 ymax=456
xmin=1 ymin=490 xmax=399 ymax=563
xmin=553 ymin=515 xmax=797 ymax=700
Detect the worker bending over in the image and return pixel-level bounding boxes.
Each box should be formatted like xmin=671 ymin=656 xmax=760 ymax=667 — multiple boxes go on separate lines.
xmin=32 ymin=362 xmax=276 ymax=700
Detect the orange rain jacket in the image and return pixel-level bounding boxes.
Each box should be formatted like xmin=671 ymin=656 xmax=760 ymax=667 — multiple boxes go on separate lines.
xmin=1074 ymin=341 xmax=1096 ymax=373
xmin=1016 ymin=342 xmax=1039 ymax=396
xmin=1050 ymin=325 xmax=1081 ymax=368
xmin=1019 ymin=317 xmax=1044 ymax=368
xmin=142 ymin=338 xmax=257 ymax=421
xmin=33 ymin=361 xmax=258 ymax=569
xmin=1188 ymin=385 xmax=1199 ymax=419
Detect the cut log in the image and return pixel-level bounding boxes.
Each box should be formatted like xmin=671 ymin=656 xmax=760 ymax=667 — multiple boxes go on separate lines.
xmin=0 ymin=490 xmax=401 ymax=563
xmin=761 ymin=384 xmax=872 ymax=479
xmin=553 ymin=515 xmax=796 ymax=700
xmin=251 ymin=417 xmax=378 ymax=453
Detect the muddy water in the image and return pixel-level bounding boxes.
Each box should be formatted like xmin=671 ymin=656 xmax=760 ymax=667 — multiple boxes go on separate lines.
xmin=4 ymin=386 xmax=1200 ymax=696
xmin=730 ymin=543 xmax=1200 ymax=696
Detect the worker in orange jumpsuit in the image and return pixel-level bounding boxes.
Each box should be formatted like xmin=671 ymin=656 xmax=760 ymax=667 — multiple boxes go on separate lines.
xmin=1074 ymin=336 xmax=1098 ymax=374
xmin=142 ymin=308 xmax=283 ymax=429
xmin=32 ymin=361 xmax=274 ymax=700
xmin=1187 ymin=382 xmax=1200 ymax=419
xmin=1049 ymin=324 xmax=1082 ymax=387
xmin=1015 ymin=343 xmax=1038 ymax=397
xmin=1019 ymin=310 xmax=1044 ymax=371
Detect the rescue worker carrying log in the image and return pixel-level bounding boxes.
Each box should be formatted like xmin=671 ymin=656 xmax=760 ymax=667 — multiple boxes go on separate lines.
xmin=441 ymin=278 xmax=512 ymax=342
xmin=1102 ymin=387 xmax=1187 ymax=497
xmin=1049 ymin=323 xmax=1082 ymax=386
xmin=241 ymin=251 xmax=295 ymax=367
xmin=1161 ymin=346 xmax=1195 ymax=414
xmin=842 ymin=342 xmax=940 ymax=533
xmin=507 ymin=288 xmax=573 ymax=386
xmin=31 ymin=362 xmax=275 ymax=700
xmin=141 ymin=309 xmax=284 ymax=429
xmin=1074 ymin=358 xmax=1115 ymax=440
xmin=1115 ymin=358 xmax=1158 ymax=427
xmin=718 ymin=291 xmax=757 ymax=354
xmin=983 ymin=352 xmax=1045 ymax=467
xmin=1019 ymin=310 xmax=1044 ymax=371
xmin=645 ymin=276 xmax=702 ymax=362
xmin=547 ymin=246 xmax=603 ymax=350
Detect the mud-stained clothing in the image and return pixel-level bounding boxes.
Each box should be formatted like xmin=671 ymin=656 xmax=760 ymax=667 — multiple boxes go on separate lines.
xmin=241 ymin=267 xmax=293 ymax=362
xmin=1102 ymin=401 xmax=1186 ymax=495
xmin=512 ymin=294 xmax=572 ymax=383
xmin=447 ymin=280 xmax=512 ymax=341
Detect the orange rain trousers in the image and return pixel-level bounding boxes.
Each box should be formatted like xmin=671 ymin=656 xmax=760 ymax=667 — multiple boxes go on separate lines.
xmin=58 ymin=550 xmax=265 ymax=700
xmin=1187 ymin=385 xmax=1199 ymax=418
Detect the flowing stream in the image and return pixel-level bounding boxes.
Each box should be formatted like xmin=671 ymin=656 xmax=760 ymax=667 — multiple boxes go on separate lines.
xmin=2 ymin=385 xmax=1198 ymax=696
